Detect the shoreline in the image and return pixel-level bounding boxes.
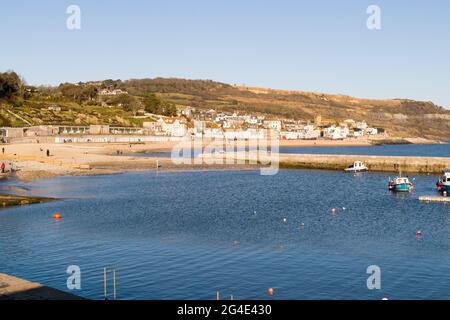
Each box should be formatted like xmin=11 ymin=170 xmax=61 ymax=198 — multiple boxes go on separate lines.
xmin=0 ymin=194 xmax=57 ymax=208
xmin=0 ymin=139 xmax=447 ymax=185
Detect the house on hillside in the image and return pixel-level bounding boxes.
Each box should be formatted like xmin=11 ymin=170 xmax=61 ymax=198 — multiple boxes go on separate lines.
xmin=98 ymin=89 xmax=128 ymax=96
xmin=48 ymin=105 xmax=62 ymax=111
xmin=157 ymin=118 xmax=187 ymax=137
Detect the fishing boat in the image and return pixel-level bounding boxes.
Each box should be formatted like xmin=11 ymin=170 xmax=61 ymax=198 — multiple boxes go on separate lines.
xmin=344 ymin=161 xmax=368 ymax=173
xmin=436 ymin=169 xmax=450 ymax=193
xmin=388 ymin=176 xmax=413 ymax=192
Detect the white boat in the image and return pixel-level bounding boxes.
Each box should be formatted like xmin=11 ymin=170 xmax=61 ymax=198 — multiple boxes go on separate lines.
xmin=344 ymin=161 xmax=368 ymax=173
xmin=436 ymin=169 xmax=450 ymax=193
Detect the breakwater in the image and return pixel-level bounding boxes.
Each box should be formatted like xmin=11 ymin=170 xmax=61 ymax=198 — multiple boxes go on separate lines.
xmin=276 ymin=153 xmax=450 ymax=173
xmin=220 ymin=151 xmax=450 ymax=174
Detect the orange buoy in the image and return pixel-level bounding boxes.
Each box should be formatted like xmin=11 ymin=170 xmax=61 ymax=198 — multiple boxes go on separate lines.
xmin=267 ymin=288 xmax=274 ymax=296
xmin=53 ymin=213 xmax=62 ymax=220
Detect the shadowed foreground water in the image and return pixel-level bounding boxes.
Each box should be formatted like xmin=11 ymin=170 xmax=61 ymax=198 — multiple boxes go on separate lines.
xmin=1 ymin=169 xmax=450 ymax=300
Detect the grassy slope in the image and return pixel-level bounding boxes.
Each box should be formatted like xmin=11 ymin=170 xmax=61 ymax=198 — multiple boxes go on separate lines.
xmin=1 ymin=78 xmax=450 ymax=139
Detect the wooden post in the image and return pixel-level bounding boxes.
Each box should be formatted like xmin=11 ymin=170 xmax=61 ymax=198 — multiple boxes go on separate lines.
xmin=103 ymin=267 xmax=107 ymax=300
xmin=113 ymin=270 xmax=117 ymax=301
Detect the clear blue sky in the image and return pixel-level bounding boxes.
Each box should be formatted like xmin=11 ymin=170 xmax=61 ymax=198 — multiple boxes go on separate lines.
xmin=1 ymin=0 xmax=449 ymax=108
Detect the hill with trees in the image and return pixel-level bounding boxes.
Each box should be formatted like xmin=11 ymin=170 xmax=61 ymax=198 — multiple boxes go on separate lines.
xmin=1 ymin=71 xmax=449 ymax=139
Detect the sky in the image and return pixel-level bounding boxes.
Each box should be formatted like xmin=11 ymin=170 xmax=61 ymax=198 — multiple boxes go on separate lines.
xmin=1 ymin=0 xmax=449 ymax=108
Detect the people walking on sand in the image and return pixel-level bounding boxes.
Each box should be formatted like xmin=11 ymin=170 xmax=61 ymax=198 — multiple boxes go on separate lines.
xmin=1 ymin=163 xmax=5 ymax=173
xmin=8 ymin=162 xmax=17 ymax=173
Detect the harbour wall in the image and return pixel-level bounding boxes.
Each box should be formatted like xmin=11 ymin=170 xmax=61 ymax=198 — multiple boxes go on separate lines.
xmin=220 ymin=152 xmax=450 ymax=174
xmin=276 ymin=154 xmax=450 ymax=174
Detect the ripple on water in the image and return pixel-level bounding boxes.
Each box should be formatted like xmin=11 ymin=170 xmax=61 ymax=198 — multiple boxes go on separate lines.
xmin=0 ymin=169 xmax=450 ymax=299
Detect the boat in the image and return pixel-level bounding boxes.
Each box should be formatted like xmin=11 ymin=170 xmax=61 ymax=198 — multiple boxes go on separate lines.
xmin=344 ymin=161 xmax=368 ymax=173
xmin=388 ymin=176 xmax=413 ymax=192
xmin=436 ymin=169 xmax=450 ymax=193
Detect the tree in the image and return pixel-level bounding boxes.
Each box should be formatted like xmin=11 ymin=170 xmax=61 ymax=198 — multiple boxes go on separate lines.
xmin=163 ymin=101 xmax=177 ymax=116
xmin=143 ymin=93 xmax=162 ymax=114
xmin=82 ymin=85 xmax=98 ymax=101
xmin=143 ymin=93 xmax=178 ymax=116
xmin=59 ymin=83 xmax=83 ymax=100
xmin=0 ymin=71 xmax=23 ymax=99
xmin=111 ymin=94 xmax=140 ymax=115
xmin=59 ymin=83 xmax=97 ymax=102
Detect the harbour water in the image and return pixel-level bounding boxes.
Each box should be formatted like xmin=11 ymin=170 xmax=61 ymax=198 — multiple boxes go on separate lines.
xmin=1 ymin=168 xmax=450 ymax=300
xmin=280 ymin=143 xmax=450 ymax=157
xmin=133 ymin=142 xmax=450 ymax=159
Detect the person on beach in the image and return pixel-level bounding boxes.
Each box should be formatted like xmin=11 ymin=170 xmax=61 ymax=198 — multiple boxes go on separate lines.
xmin=1 ymin=163 xmax=5 ymax=173
xmin=46 ymin=149 xmax=50 ymax=157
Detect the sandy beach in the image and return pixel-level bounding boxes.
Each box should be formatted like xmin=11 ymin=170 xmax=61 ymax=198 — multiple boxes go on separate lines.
xmin=0 ymin=141 xmax=260 ymax=182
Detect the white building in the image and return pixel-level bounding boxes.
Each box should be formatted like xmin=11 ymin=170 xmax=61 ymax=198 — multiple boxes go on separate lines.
xmin=323 ymin=126 xmax=349 ymax=140
xmin=193 ymin=120 xmax=207 ymax=134
xmin=304 ymin=129 xmax=321 ymax=140
xmin=356 ymin=121 xmax=368 ymax=130
xmin=144 ymin=118 xmax=187 ymax=137
xmin=366 ymin=127 xmax=378 ymax=135
xmin=196 ymin=128 xmax=224 ymax=139
xmin=223 ymin=129 xmax=265 ymax=140
xmin=281 ymin=131 xmax=301 ymax=140
xmin=99 ymin=89 xmax=128 ymax=96
xmin=263 ymin=120 xmax=282 ymax=131
xmin=178 ymin=106 xmax=195 ymax=117
xmin=158 ymin=118 xmax=187 ymax=137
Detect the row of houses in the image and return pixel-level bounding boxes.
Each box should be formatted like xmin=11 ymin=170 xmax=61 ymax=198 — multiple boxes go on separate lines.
xmin=178 ymin=108 xmax=385 ymax=138
xmin=321 ymin=121 xmax=383 ymax=140
xmin=0 ymin=109 xmax=385 ymax=143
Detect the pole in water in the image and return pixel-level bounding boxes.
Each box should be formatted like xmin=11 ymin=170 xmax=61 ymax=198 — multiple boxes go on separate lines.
xmin=230 ymin=295 xmax=234 ymax=301
xmin=216 ymin=291 xmax=220 ymax=300
xmin=104 ymin=267 xmax=107 ymax=300
xmin=113 ymin=270 xmax=117 ymax=301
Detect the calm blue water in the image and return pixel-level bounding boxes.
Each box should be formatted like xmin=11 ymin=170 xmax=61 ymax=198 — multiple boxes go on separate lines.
xmin=280 ymin=143 xmax=450 ymax=157
xmin=0 ymin=169 xmax=450 ymax=300
xmin=132 ymin=142 xmax=450 ymax=158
